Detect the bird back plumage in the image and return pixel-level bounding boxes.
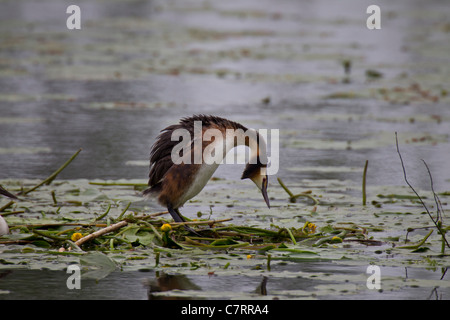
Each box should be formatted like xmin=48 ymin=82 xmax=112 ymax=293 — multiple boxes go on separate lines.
xmin=143 ymin=115 xmax=247 ymax=197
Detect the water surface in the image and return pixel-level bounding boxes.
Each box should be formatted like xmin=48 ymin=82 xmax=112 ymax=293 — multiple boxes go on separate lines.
xmin=1 ymin=0 xmax=449 ymax=300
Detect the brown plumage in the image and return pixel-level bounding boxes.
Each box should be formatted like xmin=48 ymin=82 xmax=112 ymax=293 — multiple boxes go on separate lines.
xmin=147 ymin=115 xmax=247 ymax=187
xmin=143 ymin=115 xmax=269 ymax=234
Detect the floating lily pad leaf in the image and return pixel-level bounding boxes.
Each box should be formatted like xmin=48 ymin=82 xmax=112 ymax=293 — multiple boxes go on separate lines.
xmin=122 ymin=226 xmax=155 ymax=246
xmin=272 ymin=248 xmax=318 ymax=255
xmin=121 ymin=226 xmax=140 ymax=242
xmin=269 ymin=245 xmax=345 ymax=262
xmin=0 ymin=233 xmax=38 ymax=241
xmin=79 ymin=188 xmax=100 ymax=196
xmin=80 ymin=252 xmax=117 ymax=281
xmin=375 ymin=211 xmax=413 ymax=215
xmin=89 ymin=194 xmax=111 ymax=202
xmin=31 ymin=240 xmax=51 ymax=248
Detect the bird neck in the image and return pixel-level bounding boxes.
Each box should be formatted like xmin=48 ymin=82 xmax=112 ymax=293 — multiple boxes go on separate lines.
xmin=188 ymin=121 xmax=267 ymax=167
xmin=224 ymin=127 xmax=267 ymax=166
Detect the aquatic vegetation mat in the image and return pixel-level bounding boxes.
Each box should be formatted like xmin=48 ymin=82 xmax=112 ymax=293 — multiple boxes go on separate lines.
xmin=1 ymin=164 xmax=450 ymax=298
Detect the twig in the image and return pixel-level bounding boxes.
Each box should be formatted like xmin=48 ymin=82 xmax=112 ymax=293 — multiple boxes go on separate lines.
xmin=74 ymin=220 xmax=128 ymax=247
xmin=395 ymin=132 xmax=449 ymax=248
xmin=22 ymin=148 xmax=82 ymax=195
xmin=421 ymin=160 xmax=444 ymax=224
xmin=422 ymin=159 xmax=447 ymax=254
xmin=0 ymin=201 xmax=15 ymax=212
xmin=440 ymin=267 xmax=448 ymax=280
xmin=0 ymin=210 xmax=25 ymax=217
xmin=395 ymin=133 xmax=434 ymax=222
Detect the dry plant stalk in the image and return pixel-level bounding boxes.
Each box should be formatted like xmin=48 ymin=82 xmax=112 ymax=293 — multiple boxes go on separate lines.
xmin=75 ymin=220 xmax=128 ymax=246
xmin=395 ymin=132 xmax=449 ymax=249
xmin=22 ymin=148 xmax=82 ymax=195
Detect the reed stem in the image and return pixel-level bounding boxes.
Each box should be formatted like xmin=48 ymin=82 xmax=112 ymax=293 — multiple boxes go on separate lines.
xmin=23 ymin=148 xmax=82 ymax=195
xmin=362 ymin=160 xmax=368 ymax=205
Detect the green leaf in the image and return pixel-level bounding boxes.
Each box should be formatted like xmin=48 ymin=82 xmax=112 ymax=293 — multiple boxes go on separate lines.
xmin=272 ymin=248 xmax=318 ymax=255
xmin=122 ymin=226 xmax=154 ymax=246
xmin=210 ymin=238 xmax=239 ymax=246
xmin=31 ymin=240 xmax=51 ymax=248
xmin=80 ymin=252 xmax=116 ymax=280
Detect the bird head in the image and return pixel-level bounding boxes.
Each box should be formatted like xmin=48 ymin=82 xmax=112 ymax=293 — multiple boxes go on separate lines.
xmin=241 ymin=163 xmax=270 ymax=208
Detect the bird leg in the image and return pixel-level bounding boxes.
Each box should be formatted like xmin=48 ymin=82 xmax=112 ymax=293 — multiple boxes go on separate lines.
xmin=167 ymin=205 xmax=185 ymax=223
xmin=167 ymin=205 xmax=201 ymax=236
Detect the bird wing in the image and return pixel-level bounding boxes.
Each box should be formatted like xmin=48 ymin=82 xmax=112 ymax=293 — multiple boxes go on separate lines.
xmin=147 ymin=115 xmax=247 ymax=188
xmin=148 ymin=124 xmax=181 ymax=187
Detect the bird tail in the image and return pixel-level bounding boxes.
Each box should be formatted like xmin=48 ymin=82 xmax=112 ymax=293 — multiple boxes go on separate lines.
xmin=142 ymin=182 xmax=162 ymax=198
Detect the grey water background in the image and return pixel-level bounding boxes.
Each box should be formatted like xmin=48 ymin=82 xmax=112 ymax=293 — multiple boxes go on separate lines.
xmin=1 ymin=0 xmax=450 ymax=299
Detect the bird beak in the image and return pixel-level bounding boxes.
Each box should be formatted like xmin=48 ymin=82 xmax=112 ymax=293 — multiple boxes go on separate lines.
xmin=261 ymin=178 xmax=270 ymax=208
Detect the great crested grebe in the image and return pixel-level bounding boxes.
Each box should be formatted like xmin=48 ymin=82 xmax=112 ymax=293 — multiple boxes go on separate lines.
xmin=143 ymin=115 xmax=269 ymax=233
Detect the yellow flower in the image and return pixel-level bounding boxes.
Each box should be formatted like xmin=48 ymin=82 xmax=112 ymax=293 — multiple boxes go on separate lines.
xmin=71 ymin=232 xmax=83 ymax=242
xmin=307 ymin=223 xmax=317 ymax=234
xmin=302 ymin=222 xmax=317 ymax=234
xmin=246 ymin=254 xmax=253 ymax=259
xmin=161 ymin=223 xmax=172 ymax=232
